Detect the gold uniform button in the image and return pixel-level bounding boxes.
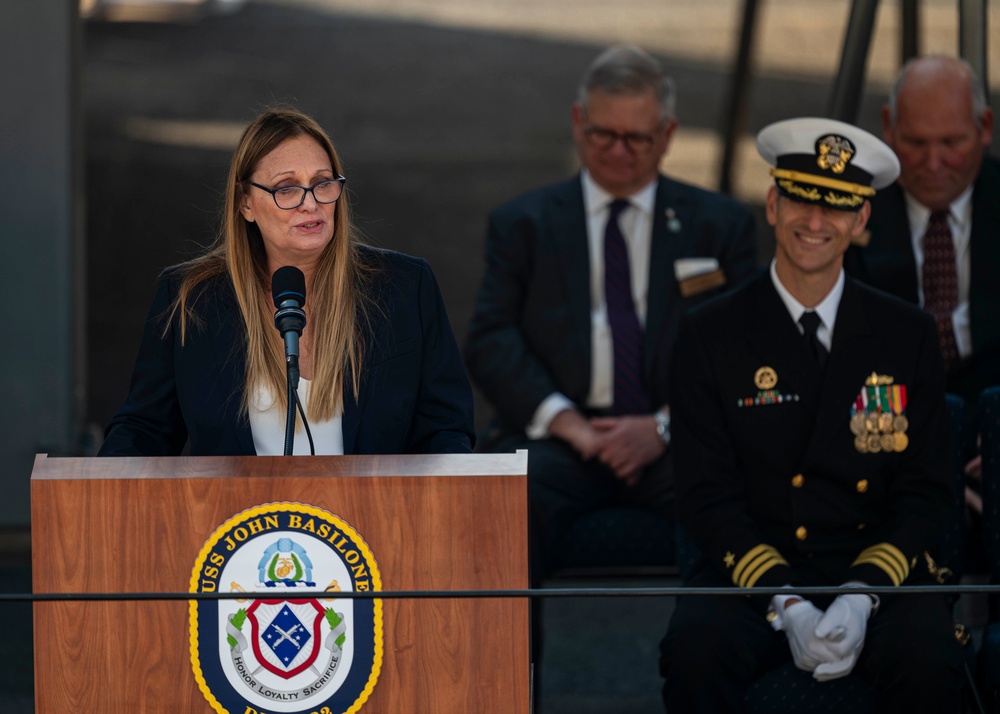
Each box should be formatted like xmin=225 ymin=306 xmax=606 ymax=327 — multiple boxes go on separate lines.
xmin=791 ymin=474 xmax=804 ymax=488
xmin=856 ymin=479 xmax=869 ymax=493
xmin=795 ymin=526 xmax=807 ymax=540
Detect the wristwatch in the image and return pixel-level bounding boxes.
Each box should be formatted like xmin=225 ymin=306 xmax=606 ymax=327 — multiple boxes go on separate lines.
xmin=843 ymin=584 xmax=881 ymax=617
xmin=654 ymin=409 xmax=671 ymax=446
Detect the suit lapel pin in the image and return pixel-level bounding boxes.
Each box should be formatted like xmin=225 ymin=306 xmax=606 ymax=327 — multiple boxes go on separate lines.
xmin=665 ymin=207 xmax=682 ymax=233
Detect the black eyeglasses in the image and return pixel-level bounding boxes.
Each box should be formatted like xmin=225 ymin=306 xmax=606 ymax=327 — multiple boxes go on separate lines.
xmin=583 ymin=126 xmax=658 ymax=153
xmin=250 ymin=176 xmax=347 ymax=210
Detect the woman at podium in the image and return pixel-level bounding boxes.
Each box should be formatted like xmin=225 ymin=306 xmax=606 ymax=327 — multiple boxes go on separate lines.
xmin=99 ymin=106 xmax=474 ymax=457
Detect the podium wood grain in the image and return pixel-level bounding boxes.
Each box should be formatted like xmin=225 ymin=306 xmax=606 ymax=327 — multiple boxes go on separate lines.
xmin=31 ymin=453 xmax=529 ymax=713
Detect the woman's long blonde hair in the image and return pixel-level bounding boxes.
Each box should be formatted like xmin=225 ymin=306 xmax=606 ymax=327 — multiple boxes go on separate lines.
xmin=168 ymin=106 xmax=374 ymax=421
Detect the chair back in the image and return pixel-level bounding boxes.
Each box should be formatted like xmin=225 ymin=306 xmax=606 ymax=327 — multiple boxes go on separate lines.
xmin=941 ymin=393 xmax=970 ymax=583
xmin=979 ymin=387 xmax=1000 ymax=588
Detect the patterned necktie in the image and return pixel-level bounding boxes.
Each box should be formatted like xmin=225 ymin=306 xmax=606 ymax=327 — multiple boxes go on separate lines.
xmin=605 ymin=199 xmax=651 ymax=415
xmin=921 ymin=211 xmax=959 ymax=372
xmin=799 ymin=311 xmax=828 ymax=371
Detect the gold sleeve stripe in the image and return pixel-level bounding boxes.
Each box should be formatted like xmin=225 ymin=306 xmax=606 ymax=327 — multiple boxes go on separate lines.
xmin=769 ymin=168 xmax=876 ymax=197
xmin=861 ymin=543 xmax=909 ymax=581
xmin=852 ymin=543 xmax=908 ymax=586
xmin=853 ymin=553 xmax=904 ymax=586
xmin=733 ymin=544 xmax=788 ymax=588
xmin=733 ymin=545 xmax=771 ymax=583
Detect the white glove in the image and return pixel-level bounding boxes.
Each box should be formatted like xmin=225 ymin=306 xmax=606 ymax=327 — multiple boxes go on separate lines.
xmin=813 ymin=651 xmax=859 ymax=681
xmin=813 ymin=592 xmax=871 ymax=660
xmin=777 ymin=599 xmax=841 ymax=672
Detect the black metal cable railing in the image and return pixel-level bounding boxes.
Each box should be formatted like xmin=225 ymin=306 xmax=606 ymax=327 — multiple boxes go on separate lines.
xmin=9 ymin=582 xmax=1000 ymax=602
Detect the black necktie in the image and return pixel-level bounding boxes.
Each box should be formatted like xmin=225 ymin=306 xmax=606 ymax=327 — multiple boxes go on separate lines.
xmin=604 ymin=199 xmax=650 ymax=415
xmin=799 ymin=311 xmax=828 ymax=370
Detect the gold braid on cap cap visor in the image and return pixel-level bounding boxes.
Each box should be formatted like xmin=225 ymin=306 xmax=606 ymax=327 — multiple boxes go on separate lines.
xmin=770 ymin=168 xmax=876 ymax=197
xmin=777 ymin=180 xmax=865 ymax=208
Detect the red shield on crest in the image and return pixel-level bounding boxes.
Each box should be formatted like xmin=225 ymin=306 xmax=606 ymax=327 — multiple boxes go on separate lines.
xmin=247 ymin=598 xmax=326 ymax=679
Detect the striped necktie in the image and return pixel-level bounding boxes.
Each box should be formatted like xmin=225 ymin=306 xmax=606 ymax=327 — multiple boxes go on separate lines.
xmin=605 ymin=199 xmax=651 ymax=414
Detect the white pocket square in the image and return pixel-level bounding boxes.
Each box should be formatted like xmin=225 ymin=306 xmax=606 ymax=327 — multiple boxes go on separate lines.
xmin=674 ymin=257 xmax=720 ymax=281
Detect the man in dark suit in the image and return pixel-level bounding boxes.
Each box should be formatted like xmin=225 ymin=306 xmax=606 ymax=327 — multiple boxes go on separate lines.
xmin=844 ymin=55 xmax=998 ymax=411
xmin=659 ymin=117 xmax=964 ymax=712
xmin=464 ymin=45 xmax=757 ymax=578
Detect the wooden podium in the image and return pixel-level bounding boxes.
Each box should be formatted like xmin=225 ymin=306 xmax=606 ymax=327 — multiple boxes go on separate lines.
xmin=30 ymin=452 xmax=529 ymax=713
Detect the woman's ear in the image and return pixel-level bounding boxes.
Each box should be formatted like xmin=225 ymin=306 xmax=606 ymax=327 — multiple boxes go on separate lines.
xmin=240 ymin=198 xmax=254 ymax=223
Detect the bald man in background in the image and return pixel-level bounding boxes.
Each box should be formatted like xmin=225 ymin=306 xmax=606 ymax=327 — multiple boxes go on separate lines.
xmin=845 ymin=55 xmax=998 ymax=416
xmin=844 ymin=56 xmax=998 ymax=542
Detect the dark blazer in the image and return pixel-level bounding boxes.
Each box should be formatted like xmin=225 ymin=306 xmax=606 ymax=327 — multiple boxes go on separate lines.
xmin=672 ymin=271 xmax=953 ymax=595
xmin=99 ymin=247 xmax=475 ymax=456
xmin=844 ymin=155 xmax=1000 ymax=404
xmin=464 ymin=173 xmax=758 ymax=438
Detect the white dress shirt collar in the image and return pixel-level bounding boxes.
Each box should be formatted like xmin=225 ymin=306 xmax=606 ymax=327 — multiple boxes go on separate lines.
xmin=769 ymin=259 xmax=844 ymax=351
xmin=903 ymin=184 xmax=974 ymax=234
xmin=580 ymin=169 xmax=657 ymax=216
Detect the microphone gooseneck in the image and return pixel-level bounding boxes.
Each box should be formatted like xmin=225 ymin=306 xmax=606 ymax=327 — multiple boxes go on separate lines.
xmin=271 ymin=266 xmax=312 ymax=456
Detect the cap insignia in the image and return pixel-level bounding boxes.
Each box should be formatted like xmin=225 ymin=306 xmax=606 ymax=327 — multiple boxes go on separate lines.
xmin=816 ymin=134 xmax=855 ymax=174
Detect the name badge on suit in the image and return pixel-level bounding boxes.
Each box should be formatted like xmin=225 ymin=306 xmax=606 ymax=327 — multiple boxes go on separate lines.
xmin=675 ymin=257 xmax=726 ymax=297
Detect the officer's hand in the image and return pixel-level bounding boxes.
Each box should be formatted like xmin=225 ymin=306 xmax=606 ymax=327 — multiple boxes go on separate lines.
xmin=813 ymin=651 xmax=859 ymax=681
xmin=778 ymin=599 xmax=840 ymax=672
xmin=814 ymin=592 xmax=871 ymax=659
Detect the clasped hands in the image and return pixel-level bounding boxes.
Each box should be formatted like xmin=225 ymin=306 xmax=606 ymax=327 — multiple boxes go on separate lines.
xmin=771 ymin=591 xmax=872 ymax=680
xmin=550 ymin=409 xmax=666 ymax=485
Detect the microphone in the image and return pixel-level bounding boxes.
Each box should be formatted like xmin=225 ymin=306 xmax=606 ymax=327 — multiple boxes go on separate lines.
xmin=271 ymin=266 xmax=307 ymax=380
xmin=271 ymin=267 xmax=311 ymax=456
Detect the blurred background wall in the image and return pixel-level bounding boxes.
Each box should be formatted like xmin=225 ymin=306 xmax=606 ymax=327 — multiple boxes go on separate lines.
xmin=0 ymin=1 xmax=83 ymax=527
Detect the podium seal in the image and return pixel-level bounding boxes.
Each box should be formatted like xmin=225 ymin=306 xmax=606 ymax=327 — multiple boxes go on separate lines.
xmin=190 ymin=503 xmax=383 ymax=713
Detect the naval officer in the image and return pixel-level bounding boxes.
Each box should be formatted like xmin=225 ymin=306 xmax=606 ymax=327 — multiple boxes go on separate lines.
xmin=659 ymin=117 xmax=964 ymax=712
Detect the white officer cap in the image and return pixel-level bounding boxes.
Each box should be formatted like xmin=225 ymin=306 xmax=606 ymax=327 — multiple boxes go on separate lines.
xmin=756 ymin=117 xmax=900 ymax=211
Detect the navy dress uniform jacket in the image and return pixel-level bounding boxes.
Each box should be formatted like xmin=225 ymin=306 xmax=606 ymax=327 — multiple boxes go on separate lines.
xmin=671 ymin=271 xmax=954 ymax=596
xmin=99 ymin=246 xmax=475 ymax=457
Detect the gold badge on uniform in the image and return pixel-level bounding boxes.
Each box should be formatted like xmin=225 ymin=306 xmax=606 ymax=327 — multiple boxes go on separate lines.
xmin=850 ymin=373 xmax=908 ymax=453
xmin=754 ymin=366 xmax=777 ymax=390
xmin=737 ymin=366 xmax=799 ymax=408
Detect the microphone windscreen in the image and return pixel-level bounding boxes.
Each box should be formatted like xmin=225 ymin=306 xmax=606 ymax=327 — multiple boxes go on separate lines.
xmin=271 ymin=266 xmax=306 ymax=309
